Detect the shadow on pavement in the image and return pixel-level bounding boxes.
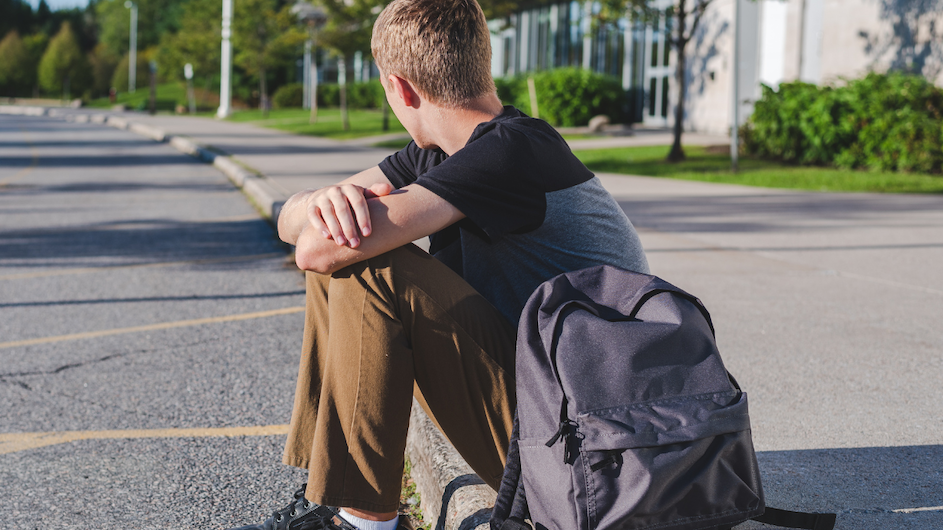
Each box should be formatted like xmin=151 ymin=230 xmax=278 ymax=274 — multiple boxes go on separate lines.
xmin=617 ymin=192 xmax=943 ymax=234
xmin=755 ymin=445 xmax=942 ymax=528
xmin=1 ymin=155 xmax=210 ymax=168
xmin=0 ymin=218 xmax=281 ymax=265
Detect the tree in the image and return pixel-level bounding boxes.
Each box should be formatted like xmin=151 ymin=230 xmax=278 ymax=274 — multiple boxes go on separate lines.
xmin=88 ymin=42 xmax=120 ymax=97
xmin=22 ymin=32 xmax=49 ymax=96
xmin=38 ymin=21 xmax=88 ymax=99
xmin=0 ymin=31 xmax=33 ymax=96
xmin=110 ymin=48 xmax=150 ymax=93
xmin=156 ymin=0 xmax=220 ymax=86
xmin=0 ymin=0 xmax=35 ymax=38
xmin=315 ymin=0 xmax=384 ymax=130
xmin=233 ymin=0 xmax=305 ymax=116
xmin=599 ymin=0 xmax=715 ymax=162
xmin=95 ymin=0 xmax=187 ymax=59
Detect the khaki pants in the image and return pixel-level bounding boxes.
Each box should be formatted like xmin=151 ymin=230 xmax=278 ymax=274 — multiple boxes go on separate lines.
xmin=282 ymin=244 xmax=517 ymax=513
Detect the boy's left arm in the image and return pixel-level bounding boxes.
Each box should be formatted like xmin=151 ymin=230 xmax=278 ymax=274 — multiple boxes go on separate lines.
xmin=293 ymin=183 xmax=463 ymax=274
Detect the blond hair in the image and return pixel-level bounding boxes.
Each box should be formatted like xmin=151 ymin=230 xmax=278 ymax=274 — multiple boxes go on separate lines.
xmin=372 ymin=0 xmax=495 ymax=107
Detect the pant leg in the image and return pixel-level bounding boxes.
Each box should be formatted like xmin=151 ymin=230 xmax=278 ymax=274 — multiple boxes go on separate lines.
xmin=282 ymin=244 xmax=517 ymax=512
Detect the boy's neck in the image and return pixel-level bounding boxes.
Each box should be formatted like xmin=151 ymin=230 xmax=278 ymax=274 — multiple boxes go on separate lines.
xmin=424 ymin=94 xmax=505 ymax=156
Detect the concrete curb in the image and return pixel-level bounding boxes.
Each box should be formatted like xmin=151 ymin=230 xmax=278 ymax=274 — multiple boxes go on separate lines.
xmin=407 ymin=401 xmax=495 ymax=530
xmin=0 ymin=105 xmax=48 ymax=116
xmin=53 ymin=111 xmax=290 ymax=224
xmin=19 ymin=107 xmax=495 ymax=530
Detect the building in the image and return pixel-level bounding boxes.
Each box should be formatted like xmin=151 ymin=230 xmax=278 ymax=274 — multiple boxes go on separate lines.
xmin=489 ymin=0 xmax=943 ymax=134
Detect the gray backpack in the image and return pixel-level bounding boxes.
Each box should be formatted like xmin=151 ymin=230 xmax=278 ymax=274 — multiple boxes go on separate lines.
xmin=492 ymin=266 xmax=835 ymax=530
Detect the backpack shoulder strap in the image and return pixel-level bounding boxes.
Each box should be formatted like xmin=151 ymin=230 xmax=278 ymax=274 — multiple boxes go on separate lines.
xmin=754 ymin=507 xmax=837 ymax=530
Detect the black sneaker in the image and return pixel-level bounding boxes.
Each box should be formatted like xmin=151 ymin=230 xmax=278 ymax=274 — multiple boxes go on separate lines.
xmin=227 ymin=484 xmax=416 ymax=530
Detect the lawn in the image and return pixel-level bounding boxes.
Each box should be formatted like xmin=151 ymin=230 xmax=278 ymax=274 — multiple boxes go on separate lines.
xmin=86 ymin=82 xmax=215 ymax=113
xmin=573 ymin=144 xmax=943 ymax=194
xmin=226 ymin=107 xmax=408 ymax=140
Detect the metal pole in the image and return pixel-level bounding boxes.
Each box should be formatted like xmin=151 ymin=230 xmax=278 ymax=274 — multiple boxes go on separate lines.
xmin=309 ymin=34 xmax=319 ymax=123
xmin=217 ymin=0 xmax=233 ymax=118
xmin=303 ymin=39 xmax=311 ymax=110
xmin=125 ymin=1 xmax=137 ymax=93
xmin=731 ymin=0 xmax=740 ymax=172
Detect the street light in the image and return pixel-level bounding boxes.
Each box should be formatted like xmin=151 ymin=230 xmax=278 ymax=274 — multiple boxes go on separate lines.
xmin=292 ymin=0 xmax=327 ymax=123
xmin=124 ymin=1 xmax=138 ymax=93
xmin=217 ymin=0 xmax=234 ymax=118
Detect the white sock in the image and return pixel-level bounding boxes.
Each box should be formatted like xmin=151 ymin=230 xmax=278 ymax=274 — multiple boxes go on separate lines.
xmin=338 ymin=509 xmax=399 ymax=530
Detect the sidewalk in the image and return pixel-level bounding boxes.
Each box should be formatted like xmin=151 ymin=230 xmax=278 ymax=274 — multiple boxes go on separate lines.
xmin=1 ymin=105 xmax=728 ymax=222
xmin=7 ymin=105 xmax=942 ymax=529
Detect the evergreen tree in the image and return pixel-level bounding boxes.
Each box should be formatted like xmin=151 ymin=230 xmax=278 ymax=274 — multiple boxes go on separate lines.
xmin=0 ymin=31 xmax=32 ymax=96
xmin=0 ymin=0 xmax=35 ymax=38
xmin=38 ymin=21 xmax=88 ymax=98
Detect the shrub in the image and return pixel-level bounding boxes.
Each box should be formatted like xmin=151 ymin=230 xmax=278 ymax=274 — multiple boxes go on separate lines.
xmin=347 ymin=80 xmax=384 ymax=109
xmin=742 ymin=72 xmax=943 ymax=173
xmin=273 ymin=82 xmax=304 ymax=108
xmin=315 ymin=81 xmax=384 ymax=109
xmin=495 ymin=68 xmax=627 ymax=127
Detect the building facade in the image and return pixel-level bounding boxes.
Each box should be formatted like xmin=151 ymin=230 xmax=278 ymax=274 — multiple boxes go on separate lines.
xmin=490 ymin=0 xmax=943 ymax=134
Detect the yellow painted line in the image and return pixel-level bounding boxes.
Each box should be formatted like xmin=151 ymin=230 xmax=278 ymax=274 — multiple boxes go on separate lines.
xmin=0 ymin=305 xmax=305 ymax=350
xmin=0 ymin=252 xmax=285 ymax=281
xmin=0 ymin=128 xmax=40 ymax=187
xmin=0 ymin=424 xmax=290 ymax=455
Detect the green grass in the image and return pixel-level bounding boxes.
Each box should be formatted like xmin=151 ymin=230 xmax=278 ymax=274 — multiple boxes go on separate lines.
xmin=86 ymin=82 xmax=195 ymax=112
xmin=400 ymin=458 xmax=429 ymax=529
xmin=226 ymin=107 xmax=408 ymax=140
xmin=573 ymin=145 xmax=943 ymax=194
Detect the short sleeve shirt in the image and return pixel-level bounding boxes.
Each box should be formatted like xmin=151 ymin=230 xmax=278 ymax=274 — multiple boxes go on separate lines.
xmin=379 ymin=106 xmax=649 ymax=325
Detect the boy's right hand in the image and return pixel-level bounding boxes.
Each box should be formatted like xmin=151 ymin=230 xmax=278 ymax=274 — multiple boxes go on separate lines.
xmin=306 ymin=182 xmax=394 ymax=248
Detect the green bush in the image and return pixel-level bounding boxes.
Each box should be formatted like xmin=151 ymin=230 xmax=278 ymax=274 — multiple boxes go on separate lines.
xmin=742 ymin=72 xmax=943 ymax=173
xmin=315 ymin=81 xmax=384 ymax=109
xmin=495 ymin=68 xmax=626 ymax=127
xmin=347 ymin=81 xmax=384 ymax=109
xmin=273 ymin=82 xmax=304 ymax=108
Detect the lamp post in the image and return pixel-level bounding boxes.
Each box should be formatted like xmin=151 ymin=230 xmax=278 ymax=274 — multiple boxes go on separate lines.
xmin=291 ymin=1 xmax=327 ymax=123
xmin=124 ymin=1 xmax=137 ymax=93
xmin=217 ymin=0 xmax=234 ymax=118
xmin=731 ymin=0 xmax=740 ymax=172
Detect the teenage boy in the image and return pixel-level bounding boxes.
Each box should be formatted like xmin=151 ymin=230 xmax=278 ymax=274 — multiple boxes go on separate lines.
xmin=229 ymin=1 xmax=649 ymax=529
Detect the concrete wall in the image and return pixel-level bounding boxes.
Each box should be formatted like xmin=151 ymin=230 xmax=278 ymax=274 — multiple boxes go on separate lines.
xmin=682 ymin=0 xmax=943 ymax=134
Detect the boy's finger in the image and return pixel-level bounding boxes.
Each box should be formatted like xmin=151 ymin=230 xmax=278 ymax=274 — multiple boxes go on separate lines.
xmin=317 ymin=203 xmax=346 ymax=246
xmin=345 ymin=188 xmax=373 ymax=238
xmin=329 ymin=194 xmax=361 ymax=247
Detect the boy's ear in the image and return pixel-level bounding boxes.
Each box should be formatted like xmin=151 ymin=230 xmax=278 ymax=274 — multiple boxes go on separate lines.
xmin=387 ymin=74 xmax=421 ymax=109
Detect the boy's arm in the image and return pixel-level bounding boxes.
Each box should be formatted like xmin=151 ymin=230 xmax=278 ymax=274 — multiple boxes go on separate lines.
xmin=277 ymin=166 xmax=393 ymax=247
xmin=293 ymin=183 xmax=464 ymax=274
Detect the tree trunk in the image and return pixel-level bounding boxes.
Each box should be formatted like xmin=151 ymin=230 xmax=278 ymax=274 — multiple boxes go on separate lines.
xmin=667 ymin=0 xmax=688 ymax=163
xmin=260 ymin=66 xmax=269 ymax=119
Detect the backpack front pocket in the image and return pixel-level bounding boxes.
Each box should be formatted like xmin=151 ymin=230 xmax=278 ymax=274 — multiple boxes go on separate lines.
xmin=576 ymin=391 xmax=764 ymax=530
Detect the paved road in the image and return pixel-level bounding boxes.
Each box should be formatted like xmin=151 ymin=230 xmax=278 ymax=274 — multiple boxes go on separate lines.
xmin=0 ymin=114 xmax=307 ymax=528
xmin=600 ymin=175 xmax=943 ymax=529
xmin=3 ymin=109 xmax=942 ymax=529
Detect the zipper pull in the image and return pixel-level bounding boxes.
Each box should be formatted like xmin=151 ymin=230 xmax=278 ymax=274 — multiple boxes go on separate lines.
xmin=545 ymin=419 xmax=572 ymax=447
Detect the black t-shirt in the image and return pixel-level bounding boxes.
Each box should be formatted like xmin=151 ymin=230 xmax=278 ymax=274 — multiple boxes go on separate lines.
xmin=379 ymin=106 xmax=649 ymax=324
xmin=381 ymin=106 xmax=593 ymax=249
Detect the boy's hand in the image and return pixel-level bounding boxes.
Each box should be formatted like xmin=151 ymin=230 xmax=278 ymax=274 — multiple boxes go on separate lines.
xmin=306 ymin=182 xmax=394 ymax=248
